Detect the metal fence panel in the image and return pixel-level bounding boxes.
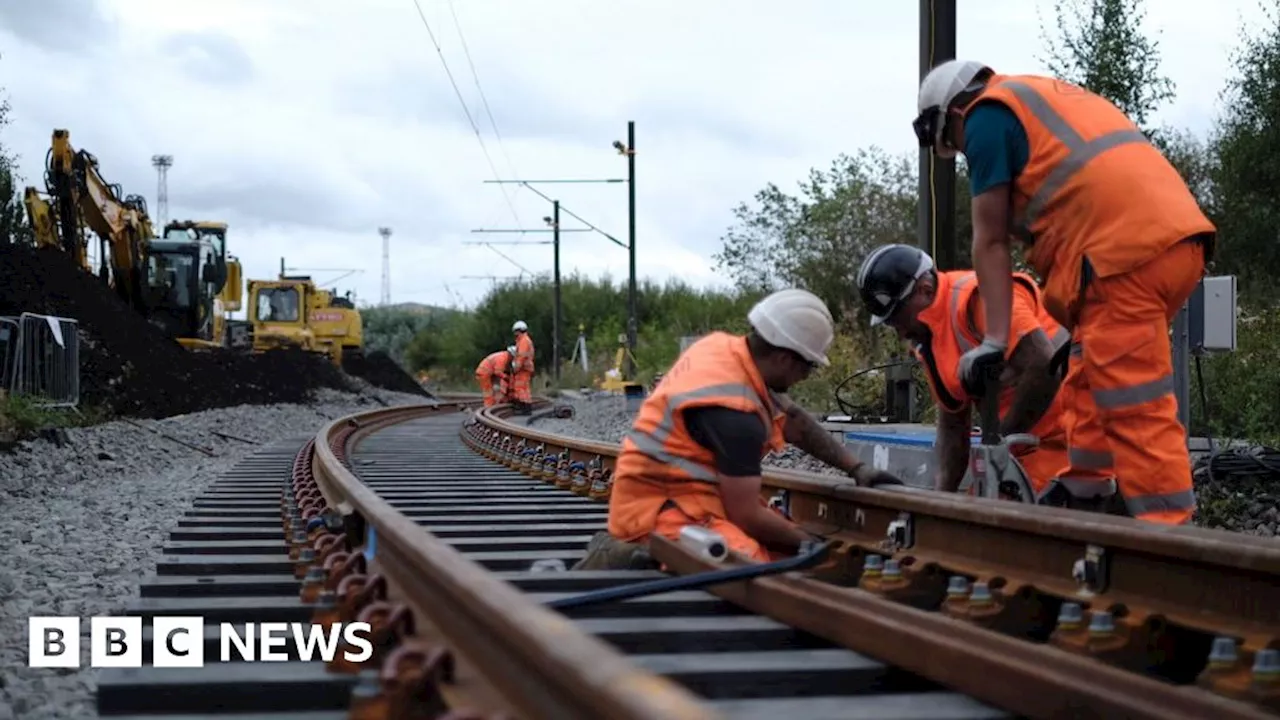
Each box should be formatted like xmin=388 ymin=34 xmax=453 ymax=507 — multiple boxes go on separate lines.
xmin=0 ymin=316 xmax=18 ymax=395
xmin=8 ymin=312 xmax=80 ymax=407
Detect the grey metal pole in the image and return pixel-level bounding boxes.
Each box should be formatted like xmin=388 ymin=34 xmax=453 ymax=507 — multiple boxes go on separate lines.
xmin=918 ymin=0 xmax=957 ymax=270
xmin=626 ymin=120 xmax=637 ymax=380
xmin=553 ymin=201 xmax=562 ymax=384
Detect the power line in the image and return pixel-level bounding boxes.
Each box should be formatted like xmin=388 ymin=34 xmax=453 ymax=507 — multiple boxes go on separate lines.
xmin=446 ymin=0 xmax=520 ymax=184
xmin=408 ymin=0 xmax=521 ymax=233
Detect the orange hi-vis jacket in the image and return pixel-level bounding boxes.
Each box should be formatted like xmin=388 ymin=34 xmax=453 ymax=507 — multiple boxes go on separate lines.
xmin=513 ymin=333 xmax=535 ymax=375
xmin=475 ymin=350 xmax=511 ymax=380
xmin=607 ymin=332 xmax=787 ymax=554
xmin=963 ymin=74 xmax=1215 ymax=328
xmin=914 ymin=271 xmax=1068 ymax=422
xmin=913 ymin=271 xmax=1074 ymax=492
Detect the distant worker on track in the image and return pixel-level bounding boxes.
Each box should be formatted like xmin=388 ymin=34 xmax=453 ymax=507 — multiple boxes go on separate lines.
xmin=913 ymin=60 xmax=1214 ymax=524
xmin=856 ymin=244 xmax=1113 ymax=499
xmin=475 ymin=347 xmax=515 ymax=408
xmin=595 ymin=289 xmax=904 ymax=567
xmin=510 ymin=320 xmax=535 ymax=415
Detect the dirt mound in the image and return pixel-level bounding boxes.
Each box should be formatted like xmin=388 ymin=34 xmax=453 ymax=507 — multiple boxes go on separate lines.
xmin=343 ymin=350 xmax=431 ymax=397
xmin=0 ymin=243 xmax=355 ymax=418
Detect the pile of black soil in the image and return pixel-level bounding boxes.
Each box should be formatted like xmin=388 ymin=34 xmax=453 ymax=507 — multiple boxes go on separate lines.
xmin=343 ymin=350 xmax=432 ymax=397
xmin=0 ymin=243 xmax=355 ymax=419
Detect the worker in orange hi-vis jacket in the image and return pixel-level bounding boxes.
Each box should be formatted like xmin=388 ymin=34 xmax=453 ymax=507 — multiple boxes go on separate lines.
xmin=605 ymin=289 xmax=904 ymax=564
xmin=856 ymin=244 xmax=1113 ymax=500
xmin=913 ymin=60 xmax=1215 ymax=524
xmin=509 ymin=320 xmax=535 ymax=415
xmin=474 ymin=347 xmax=515 ymax=408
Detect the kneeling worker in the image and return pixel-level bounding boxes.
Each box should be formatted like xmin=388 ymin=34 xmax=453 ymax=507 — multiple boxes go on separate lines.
xmin=605 ymin=288 xmax=904 ymax=563
xmin=856 ymin=244 xmax=1112 ymax=500
xmin=474 ymin=346 xmax=515 ymax=408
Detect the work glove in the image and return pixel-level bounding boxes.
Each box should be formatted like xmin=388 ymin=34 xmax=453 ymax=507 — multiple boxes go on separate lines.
xmin=850 ymin=463 xmax=905 ymax=488
xmin=958 ymin=337 xmax=1007 ymax=396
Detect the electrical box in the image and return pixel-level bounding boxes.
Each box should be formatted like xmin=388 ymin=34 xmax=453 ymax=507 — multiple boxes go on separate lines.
xmin=1188 ymin=275 xmax=1237 ymax=352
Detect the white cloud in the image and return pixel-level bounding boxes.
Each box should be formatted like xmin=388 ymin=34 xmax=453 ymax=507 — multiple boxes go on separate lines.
xmin=0 ymin=0 xmax=1265 ymax=309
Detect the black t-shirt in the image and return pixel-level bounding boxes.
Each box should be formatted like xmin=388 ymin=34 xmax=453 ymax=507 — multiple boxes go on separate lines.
xmin=682 ymin=406 xmax=767 ymax=477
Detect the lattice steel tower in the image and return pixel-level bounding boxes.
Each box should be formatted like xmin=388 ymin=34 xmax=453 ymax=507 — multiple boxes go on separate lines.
xmin=151 ymin=155 xmax=173 ymax=229
xmin=378 ymin=227 xmax=392 ymax=305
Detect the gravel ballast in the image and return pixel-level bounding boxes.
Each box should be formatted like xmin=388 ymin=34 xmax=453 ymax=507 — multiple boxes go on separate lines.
xmin=535 ymin=394 xmax=847 ymax=477
xmin=0 ymin=385 xmax=430 ymax=720
xmin=533 ymin=395 xmax=1280 ymax=536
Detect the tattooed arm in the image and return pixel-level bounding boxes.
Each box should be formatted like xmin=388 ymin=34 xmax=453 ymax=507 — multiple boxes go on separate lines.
xmin=999 ymin=329 xmax=1061 ymax=436
xmin=935 ymin=405 xmax=973 ymax=492
xmin=772 ymin=392 xmax=862 ymax=474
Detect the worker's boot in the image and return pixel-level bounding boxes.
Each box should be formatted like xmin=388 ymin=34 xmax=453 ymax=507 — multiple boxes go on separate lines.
xmin=571 ymin=532 xmax=657 ymax=571
xmin=515 ymin=401 xmax=533 ymax=416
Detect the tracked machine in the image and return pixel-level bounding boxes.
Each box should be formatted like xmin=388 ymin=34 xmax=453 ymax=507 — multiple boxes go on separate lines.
xmin=20 ymin=129 xmax=245 ymax=349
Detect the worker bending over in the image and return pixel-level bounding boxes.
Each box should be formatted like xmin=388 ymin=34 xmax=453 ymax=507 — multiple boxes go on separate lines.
xmin=474 ymin=346 xmax=515 ymax=408
xmin=857 ymin=244 xmax=1113 ymax=500
xmin=605 ymin=289 xmax=903 ymax=563
xmin=509 ymin=320 xmax=535 ymax=415
xmin=913 ymin=60 xmax=1214 ymax=524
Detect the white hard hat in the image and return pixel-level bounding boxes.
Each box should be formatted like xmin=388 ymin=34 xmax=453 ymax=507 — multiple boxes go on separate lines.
xmin=507 ymin=345 xmax=517 ymax=354
xmin=747 ymin=289 xmax=834 ymax=366
xmin=915 ymin=59 xmax=993 ymax=159
xmin=512 ymin=320 xmax=528 ymax=332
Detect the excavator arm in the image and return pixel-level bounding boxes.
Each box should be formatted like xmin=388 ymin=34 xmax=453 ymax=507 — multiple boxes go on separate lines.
xmin=26 ymin=129 xmax=154 ymax=311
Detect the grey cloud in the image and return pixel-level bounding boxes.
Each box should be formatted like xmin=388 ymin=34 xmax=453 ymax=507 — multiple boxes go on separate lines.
xmin=0 ymin=0 xmax=115 ymax=53
xmin=161 ymin=31 xmax=255 ymax=86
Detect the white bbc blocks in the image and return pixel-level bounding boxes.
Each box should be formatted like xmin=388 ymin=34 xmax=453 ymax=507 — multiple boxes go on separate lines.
xmin=28 ymin=617 xmax=80 ymax=668
xmin=91 ymin=616 xmax=143 ymax=667
xmin=152 ymin=617 xmax=205 ymax=667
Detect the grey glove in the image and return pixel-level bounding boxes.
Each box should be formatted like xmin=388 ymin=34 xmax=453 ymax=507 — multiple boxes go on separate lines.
xmin=958 ymin=337 xmax=1007 ymax=396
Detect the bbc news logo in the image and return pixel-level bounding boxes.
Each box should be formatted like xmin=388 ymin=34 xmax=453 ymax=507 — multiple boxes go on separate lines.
xmin=28 ymin=617 xmax=373 ymax=668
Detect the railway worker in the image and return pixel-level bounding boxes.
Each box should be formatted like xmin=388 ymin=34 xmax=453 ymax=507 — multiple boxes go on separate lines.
xmin=913 ymin=59 xmax=1215 ymax=524
xmin=596 ymin=289 xmax=904 ymax=566
xmin=856 ymin=244 xmax=1114 ymax=502
xmin=510 ymin=320 xmax=535 ymax=415
xmin=474 ymin=347 xmax=515 ymax=408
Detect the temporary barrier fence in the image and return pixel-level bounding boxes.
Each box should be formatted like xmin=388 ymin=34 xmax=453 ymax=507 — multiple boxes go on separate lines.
xmin=0 ymin=312 xmax=80 ymax=408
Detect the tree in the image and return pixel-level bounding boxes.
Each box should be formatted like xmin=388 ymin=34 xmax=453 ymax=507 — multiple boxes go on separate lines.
xmin=0 ymin=70 xmax=33 ymax=245
xmin=1039 ymin=0 xmax=1175 ymax=136
xmin=1208 ymin=0 xmax=1280 ymax=301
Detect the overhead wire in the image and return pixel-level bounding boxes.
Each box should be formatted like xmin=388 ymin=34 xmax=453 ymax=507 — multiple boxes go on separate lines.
xmin=446 ymin=0 xmax=521 ymax=185
xmin=408 ymin=0 xmax=531 ymax=276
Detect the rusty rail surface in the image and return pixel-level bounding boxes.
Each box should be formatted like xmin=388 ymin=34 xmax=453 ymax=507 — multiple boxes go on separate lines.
xmin=471 ymin=404 xmax=1280 ymax=714
xmin=299 ymin=398 xmax=716 ymax=720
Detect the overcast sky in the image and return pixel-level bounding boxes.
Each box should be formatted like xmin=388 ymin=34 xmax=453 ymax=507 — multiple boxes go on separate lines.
xmin=0 ymin=0 xmax=1263 ymax=310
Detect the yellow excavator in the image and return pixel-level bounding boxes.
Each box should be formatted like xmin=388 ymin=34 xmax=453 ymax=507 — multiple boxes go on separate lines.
xmin=246 ymin=260 xmax=362 ymax=366
xmin=21 ymin=130 xmax=244 ymax=349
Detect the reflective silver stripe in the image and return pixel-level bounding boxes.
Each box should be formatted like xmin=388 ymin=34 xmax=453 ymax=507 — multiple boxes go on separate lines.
xmin=999 ymin=80 xmax=1150 ymax=238
xmin=949 ymin=273 xmax=978 ymax=352
xmin=1055 ymin=476 xmax=1117 ymax=498
xmin=1092 ymin=374 xmax=1174 ymax=409
xmin=1126 ymin=488 xmax=1196 ymax=517
xmin=1050 ymin=326 xmax=1070 ymax=352
xmin=625 ymin=380 xmax=770 ymax=484
xmin=1068 ymin=447 xmax=1113 ymax=470
xmin=624 ymin=429 xmax=719 ymax=483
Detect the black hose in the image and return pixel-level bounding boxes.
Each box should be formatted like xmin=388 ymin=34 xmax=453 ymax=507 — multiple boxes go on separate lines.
xmin=832 ymin=360 xmax=915 ymax=417
xmin=1193 ymin=353 xmax=1280 ymax=485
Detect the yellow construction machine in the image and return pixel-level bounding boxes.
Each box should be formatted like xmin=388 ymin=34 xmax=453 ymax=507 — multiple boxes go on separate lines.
xmin=246 ymin=268 xmax=362 ymax=366
xmin=21 ymin=130 xmax=244 ymax=349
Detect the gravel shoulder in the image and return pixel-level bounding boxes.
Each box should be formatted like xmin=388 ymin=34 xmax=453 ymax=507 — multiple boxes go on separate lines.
xmin=533 ymin=396 xmax=1279 ymax=536
xmin=0 ymin=383 xmax=429 ymax=720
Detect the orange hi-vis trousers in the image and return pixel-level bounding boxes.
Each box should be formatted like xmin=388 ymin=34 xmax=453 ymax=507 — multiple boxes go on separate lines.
xmin=1055 ymin=239 xmax=1205 ymax=525
xmin=609 ymin=475 xmax=782 ymax=563
xmin=476 ymin=374 xmax=498 ymax=407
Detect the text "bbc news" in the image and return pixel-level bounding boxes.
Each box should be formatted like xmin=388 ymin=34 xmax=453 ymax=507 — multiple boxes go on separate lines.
xmin=28 ymin=617 xmax=374 ymax=668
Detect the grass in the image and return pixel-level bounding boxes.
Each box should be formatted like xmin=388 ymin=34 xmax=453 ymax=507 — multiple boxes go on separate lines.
xmin=0 ymin=391 xmax=109 ymax=446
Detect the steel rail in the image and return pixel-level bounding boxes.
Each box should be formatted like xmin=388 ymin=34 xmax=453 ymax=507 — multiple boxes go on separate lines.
xmin=307 ymin=400 xmax=716 ymax=720
xmin=472 ymin=404 xmax=1280 ymax=710
xmin=650 ymin=535 xmax=1276 ymax=720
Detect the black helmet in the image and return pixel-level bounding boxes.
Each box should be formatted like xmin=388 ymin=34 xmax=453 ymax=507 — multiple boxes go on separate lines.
xmin=856 ymin=244 xmax=935 ymax=326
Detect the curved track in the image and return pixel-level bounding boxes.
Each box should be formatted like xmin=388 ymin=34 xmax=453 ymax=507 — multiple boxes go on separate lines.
xmin=93 ymin=397 xmax=1280 ymax=719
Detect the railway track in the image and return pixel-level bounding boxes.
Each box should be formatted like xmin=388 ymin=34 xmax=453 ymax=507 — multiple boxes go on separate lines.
xmin=93 ymin=396 xmax=1280 ymax=719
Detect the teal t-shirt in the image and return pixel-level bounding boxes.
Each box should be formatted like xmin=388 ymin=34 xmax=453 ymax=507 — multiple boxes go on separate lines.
xmin=964 ymin=102 xmax=1029 ymax=196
